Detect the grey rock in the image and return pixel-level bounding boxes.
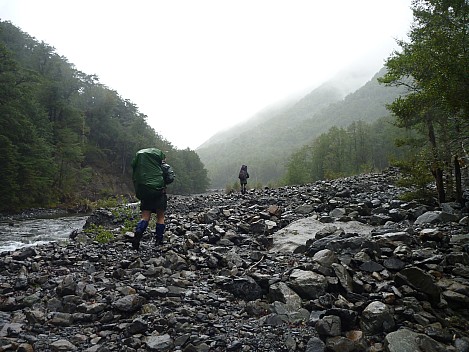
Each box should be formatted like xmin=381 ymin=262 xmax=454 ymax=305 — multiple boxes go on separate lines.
xmin=385 ymin=328 xmax=447 ymax=352
xmin=395 ymin=267 xmax=441 ymax=304
xmin=325 ymin=336 xmax=358 ymax=352
xmin=332 ymin=263 xmax=354 ymax=292
xmin=315 ymin=315 xmax=341 ymax=337
xmin=145 ymin=334 xmax=173 ymax=351
xmin=224 ymin=276 xmax=263 ymax=301
xmin=359 ymin=260 xmax=385 ymax=272
xmin=268 ymin=281 xmax=302 ymax=310
xmin=360 ymin=301 xmax=395 ymax=335
xmin=313 ymin=249 xmax=338 ymax=267
xmin=289 ymin=269 xmax=327 ymax=300
xmin=305 ymin=336 xmax=326 ymax=352
xmin=112 ymin=294 xmax=146 ymax=312
xmin=50 ymin=339 xmax=78 ymax=351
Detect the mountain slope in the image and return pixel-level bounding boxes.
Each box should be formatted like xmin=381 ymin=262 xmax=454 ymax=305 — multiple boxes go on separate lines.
xmin=197 ymin=67 xmax=405 ymax=188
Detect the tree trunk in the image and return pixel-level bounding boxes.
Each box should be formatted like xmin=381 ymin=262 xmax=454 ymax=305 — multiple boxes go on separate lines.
xmin=455 ymin=155 xmax=463 ymax=204
xmin=431 ymin=167 xmax=446 ymax=204
xmin=426 ymin=115 xmax=446 ymax=203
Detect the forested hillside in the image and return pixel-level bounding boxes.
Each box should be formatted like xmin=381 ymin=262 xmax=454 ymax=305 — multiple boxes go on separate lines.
xmin=197 ymin=68 xmax=406 ymax=188
xmin=0 ymin=21 xmax=209 ymax=212
xmin=283 ymin=116 xmax=415 ymax=185
xmin=199 ymin=0 xmax=468 ymax=207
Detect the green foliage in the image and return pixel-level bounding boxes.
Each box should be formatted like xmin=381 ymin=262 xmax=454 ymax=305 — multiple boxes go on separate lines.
xmin=95 ymin=195 xmax=128 ymax=209
xmin=168 ymin=148 xmax=210 ymax=194
xmin=83 ymin=224 xmax=114 ymax=244
xmin=0 ymin=39 xmax=56 ymax=211
xmin=0 ymin=21 xmax=211 ymax=212
xmin=110 ymin=205 xmax=138 ymax=233
xmin=85 ymin=201 xmax=138 ymax=238
xmin=225 ymin=181 xmax=240 ymax=194
xmin=252 ymin=181 xmax=263 ymax=190
xmin=379 ymin=0 xmax=469 ymax=203
xmin=283 ymin=117 xmax=411 ymax=185
xmin=120 ymin=218 xmax=136 ymax=234
xmin=0 ymin=135 xmax=20 ymax=208
xmin=393 ymin=157 xmax=436 ymax=203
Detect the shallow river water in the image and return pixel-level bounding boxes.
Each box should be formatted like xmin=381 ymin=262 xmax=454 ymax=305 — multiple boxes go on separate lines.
xmin=0 ymin=215 xmax=88 ymax=253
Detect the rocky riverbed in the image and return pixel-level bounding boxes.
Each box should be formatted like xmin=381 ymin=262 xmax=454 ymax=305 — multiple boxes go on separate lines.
xmin=1 ymin=168 xmax=469 ymax=352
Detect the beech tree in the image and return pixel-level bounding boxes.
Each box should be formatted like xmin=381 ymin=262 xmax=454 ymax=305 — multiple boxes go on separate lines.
xmin=379 ymin=0 xmax=469 ymax=203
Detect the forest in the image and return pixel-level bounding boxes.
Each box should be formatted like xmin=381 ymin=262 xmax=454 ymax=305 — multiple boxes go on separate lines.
xmin=377 ymin=0 xmax=468 ymax=204
xmin=0 ymin=20 xmax=209 ymax=213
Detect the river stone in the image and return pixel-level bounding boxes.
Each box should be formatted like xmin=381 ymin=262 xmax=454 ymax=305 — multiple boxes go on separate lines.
xmin=329 ymin=208 xmax=346 ymax=219
xmin=359 ymin=260 xmax=384 ymax=273
xmin=49 ymin=312 xmax=72 ymax=326
xmin=442 ymin=290 xmax=469 ymax=306
xmin=383 ymin=257 xmax=406 ymax=271
xmin=112 ymin=294 xmax=146 ymax=312
xmin=145 ymin=334 xmax=173 ymax=351
xmin=325 ymin=336 xmax=357 ymax=352
xmin=269 ymin=282 xmax=302 ymax=310
xmin=56 ymin=275 xmax=78 ymax=297
xmin=360 ymin=301 xmax=395 ymax=335
xmin=224 ymin=276 xmax=263 ymax=301
xmin=395 ymin=267 xmax=441 ymax=304
xmin=332 ymin=263 xmax=354 ymax=292
xmin=384 ymin=328 xmax=446 ymax=352
xmin=414 ymin=211 xmax=441 ymax=224
xmin=50 ymin=339 xmax=77 ymax=351
xmin=289 ymin=269 xmax=327 ymax=300
xmin=315 ymin=315 xmax=341 ymax=337
xmin=313 ymin=249 xmax=338 ymax=267
xmin=305 ymin=336 xmax=326 ymax=352
xmin=270 ymin=219 xmax=373 ymax=253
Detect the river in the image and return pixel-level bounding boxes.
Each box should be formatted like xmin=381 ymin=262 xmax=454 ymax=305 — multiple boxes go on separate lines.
xmin=0 ymin=214 xmax=88 ymax=253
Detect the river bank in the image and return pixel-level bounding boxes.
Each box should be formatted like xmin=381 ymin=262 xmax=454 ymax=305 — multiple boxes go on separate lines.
xmin=1 ymin=168 xmax=469 ymax=351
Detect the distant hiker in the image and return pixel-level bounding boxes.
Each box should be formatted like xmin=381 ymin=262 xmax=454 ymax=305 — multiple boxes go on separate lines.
xmin=238 ymin=164 xmax=249 ymax=194
xmin=131 ymin=148 xmax=175 ymax=250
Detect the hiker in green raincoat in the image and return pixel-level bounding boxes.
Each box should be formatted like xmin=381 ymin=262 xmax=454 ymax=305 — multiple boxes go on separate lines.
xmin=131 ymin=148 xmax=175 ymax=250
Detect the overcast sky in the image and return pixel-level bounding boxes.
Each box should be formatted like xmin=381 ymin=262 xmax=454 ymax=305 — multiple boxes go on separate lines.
xmin=0 ymin=0 xmax=413 ymax=150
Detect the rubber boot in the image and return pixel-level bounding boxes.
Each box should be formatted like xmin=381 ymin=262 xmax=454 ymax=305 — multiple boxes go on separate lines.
xmin=132 ymin=220 xmax=148 ymax=250
xmin=155 ymin=223 xmax=166 ymax=246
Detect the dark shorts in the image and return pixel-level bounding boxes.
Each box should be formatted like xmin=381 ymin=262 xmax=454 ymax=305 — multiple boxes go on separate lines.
xmin=140 ymin=193 xmax=167 ymax=212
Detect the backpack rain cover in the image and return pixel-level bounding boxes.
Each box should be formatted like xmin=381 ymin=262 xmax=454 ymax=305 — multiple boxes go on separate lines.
xmin=132 ymin=148 xmax=166 ymax=200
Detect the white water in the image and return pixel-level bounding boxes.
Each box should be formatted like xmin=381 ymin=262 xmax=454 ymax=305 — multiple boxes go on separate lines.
xmin=0 ymin=215 xmax=88 ymax=253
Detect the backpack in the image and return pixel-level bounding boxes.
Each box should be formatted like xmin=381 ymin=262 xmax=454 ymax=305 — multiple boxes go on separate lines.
xmin=162 ymin=162 xmax=175 ymax=185
xmin=132 ymin=148 xmax=166 ymax=200
xmin=239 ymin=165 xmax=249 ymax=180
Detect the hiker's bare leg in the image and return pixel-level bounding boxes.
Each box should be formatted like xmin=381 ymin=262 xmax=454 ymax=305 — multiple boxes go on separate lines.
xmin=141 ymin=210 xmax=151 ymax=222
xmin=156 ymin=209 xmax=164 ymax=224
